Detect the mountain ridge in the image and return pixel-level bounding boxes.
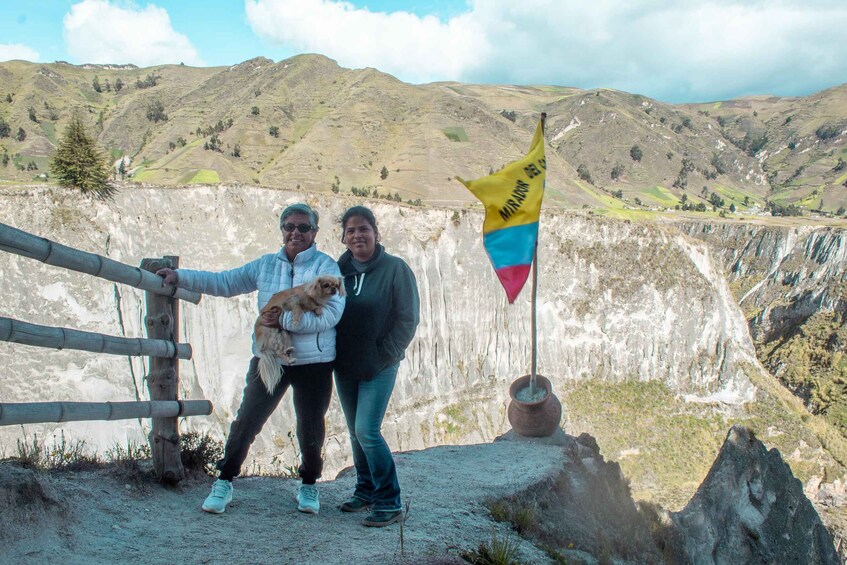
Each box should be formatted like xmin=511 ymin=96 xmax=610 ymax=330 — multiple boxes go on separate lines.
xmin=1 ymin=55 xmax=845 ymax=213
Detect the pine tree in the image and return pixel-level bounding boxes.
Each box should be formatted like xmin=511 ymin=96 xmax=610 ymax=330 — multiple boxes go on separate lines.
xmin=50 ymin=112 xmax=115 ymax=199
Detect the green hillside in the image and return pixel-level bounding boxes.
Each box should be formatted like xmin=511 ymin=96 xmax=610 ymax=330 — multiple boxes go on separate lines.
xmin=0 ymin=55 xmax=845 ymax=216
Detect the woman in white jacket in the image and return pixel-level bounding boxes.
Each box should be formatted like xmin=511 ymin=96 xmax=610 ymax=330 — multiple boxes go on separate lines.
xmin=157 ymin=203 xmax=344 ymax=516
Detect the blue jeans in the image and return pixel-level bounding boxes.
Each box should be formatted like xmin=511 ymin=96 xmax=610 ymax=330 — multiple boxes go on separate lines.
xmin=335 ymin=363 xmax=401 ymax=512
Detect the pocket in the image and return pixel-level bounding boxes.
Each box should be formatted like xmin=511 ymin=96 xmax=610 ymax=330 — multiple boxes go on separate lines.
xmin=337 ymin=338 xmax=381 ymax=379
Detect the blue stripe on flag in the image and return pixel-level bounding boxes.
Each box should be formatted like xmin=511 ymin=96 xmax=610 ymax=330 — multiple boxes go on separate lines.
xmin=483 ymin=222 xmax=538 ymax=271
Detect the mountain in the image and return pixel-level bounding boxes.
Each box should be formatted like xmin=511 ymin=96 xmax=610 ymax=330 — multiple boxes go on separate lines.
xmin=1 ymin=55 xmax=845 ymax=213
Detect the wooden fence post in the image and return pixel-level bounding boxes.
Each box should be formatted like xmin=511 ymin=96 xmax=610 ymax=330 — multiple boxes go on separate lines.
xmin=141 ymin=256 xmax=184 ymax=483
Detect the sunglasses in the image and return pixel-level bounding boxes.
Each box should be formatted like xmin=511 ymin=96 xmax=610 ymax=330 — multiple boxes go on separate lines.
xmin=283 ymin=223 xmax=314 ymax=233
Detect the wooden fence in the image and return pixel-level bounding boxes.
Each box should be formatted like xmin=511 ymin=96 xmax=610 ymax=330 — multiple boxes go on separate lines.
xmin=0 ymin=221 xmax=209 ymax=483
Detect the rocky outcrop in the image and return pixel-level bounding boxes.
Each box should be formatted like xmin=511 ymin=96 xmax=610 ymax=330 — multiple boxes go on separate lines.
xmin=677 ymin=221 xmax=847 ymax=343
xmin=673 ymin=425 xmax=839 ymax=565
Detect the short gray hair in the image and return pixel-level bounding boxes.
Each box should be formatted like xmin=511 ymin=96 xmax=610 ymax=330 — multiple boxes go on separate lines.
xmin=280 ymin=203 xmax=319 ymax=231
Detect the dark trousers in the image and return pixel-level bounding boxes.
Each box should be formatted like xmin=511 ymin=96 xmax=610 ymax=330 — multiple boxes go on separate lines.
xmin=216 ymin=357 xmax=333 ymax=484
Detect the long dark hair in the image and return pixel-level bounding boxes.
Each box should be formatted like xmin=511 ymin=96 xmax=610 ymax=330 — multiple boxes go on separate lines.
xmin=340 ymin=206 xmax=379 ymax=242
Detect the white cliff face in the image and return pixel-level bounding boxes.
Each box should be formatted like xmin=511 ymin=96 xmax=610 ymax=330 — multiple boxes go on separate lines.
xmin=0 ymin=185 xmax=761 ymax=475
xmin=677 ymin=221 xmax=847 ymax=342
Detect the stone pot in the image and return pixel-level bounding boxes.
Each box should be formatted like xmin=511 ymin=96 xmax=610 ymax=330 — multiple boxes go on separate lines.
xmin=507 ymin=374 xmax=562 ymax=437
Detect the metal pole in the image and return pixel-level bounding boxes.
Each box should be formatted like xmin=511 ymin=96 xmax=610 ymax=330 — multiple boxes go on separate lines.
xmin=530 ymin=113 xmax=547 ymax=395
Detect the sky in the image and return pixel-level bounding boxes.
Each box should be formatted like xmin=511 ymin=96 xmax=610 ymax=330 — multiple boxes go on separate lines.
xmin=1 ymin=0 xmax=845 ymax=103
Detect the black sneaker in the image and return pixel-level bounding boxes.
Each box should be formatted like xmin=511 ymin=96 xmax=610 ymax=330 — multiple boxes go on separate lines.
xmin=340 ymin=497 xmax=371 ymax=512
xmin=362 ymin=510 xmax=403 ymax=527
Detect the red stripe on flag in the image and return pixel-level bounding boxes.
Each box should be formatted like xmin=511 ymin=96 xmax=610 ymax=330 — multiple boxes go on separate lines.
xmin=495 ymin=264 xmax=532 ymax=304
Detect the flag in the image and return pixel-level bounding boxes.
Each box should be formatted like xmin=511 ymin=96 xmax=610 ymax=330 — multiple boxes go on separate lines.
xmin=457 ymin=121 xmax=546 ymax=303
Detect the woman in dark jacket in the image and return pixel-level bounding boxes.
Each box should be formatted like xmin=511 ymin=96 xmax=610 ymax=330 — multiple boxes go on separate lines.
xmin=334 ymin=206 xmax=420 ymax=527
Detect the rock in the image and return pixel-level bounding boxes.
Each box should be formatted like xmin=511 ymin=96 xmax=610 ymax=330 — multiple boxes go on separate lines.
xmin=673 ymin=425 xmax=839 ymax=565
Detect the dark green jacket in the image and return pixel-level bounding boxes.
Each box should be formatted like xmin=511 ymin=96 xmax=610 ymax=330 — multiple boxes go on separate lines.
xmin=335 ymin=244 xmax=420 ymax=380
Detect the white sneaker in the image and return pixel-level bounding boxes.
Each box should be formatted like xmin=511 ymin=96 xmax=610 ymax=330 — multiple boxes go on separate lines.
xmin=202 ymin=479 xmax=233 ymax=514
xmin=297 ymin=483 xmax=320 ymax=514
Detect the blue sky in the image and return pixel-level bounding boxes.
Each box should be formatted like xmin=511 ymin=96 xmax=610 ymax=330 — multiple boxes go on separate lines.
xmin=1 ymin=0 xmax=846 ymax=103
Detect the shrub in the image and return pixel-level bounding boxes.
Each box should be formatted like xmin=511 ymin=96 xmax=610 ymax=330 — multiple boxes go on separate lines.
xmin=460 ymin=530 xmax=521 ymax=565
xmin=709 ymin=193 xmax=725 ymax=208
xmin=269 ymin=125 xmax=279 ymax=138
xmin=577 ymin=164 xmax=593 ymax=183
xmin=146 ymin=99 xmax=168 ymax=122
xmin=135 ymin=73 xmax=160 ymax=89
xmin=380 ymin=165 xmax=389 ymax=180
xmin=180 ymin=431 xmax=224 ymax=477
xmin=500 ymin=109 xmax=517 ymax=123
xmin=630 ymin=145 xmax=643 ymax=162
xmin=816 ymin=124 xmax=841 ymax=141
xmin=251 ymin=106 xmax=260 ymax=116
xmin=610 ymin=163 xmax=624 ymax=180
xmin=0 ymin=117 xmax=9 ymax=138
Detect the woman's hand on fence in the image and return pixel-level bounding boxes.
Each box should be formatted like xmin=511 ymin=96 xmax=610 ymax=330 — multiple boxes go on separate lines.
xmin=156 ymin=268 xmax=179 ymax=286
xmin=259 ymin=307 xmax=282 ymax=328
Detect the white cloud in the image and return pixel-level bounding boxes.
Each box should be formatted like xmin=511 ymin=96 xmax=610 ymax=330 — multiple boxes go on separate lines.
xmin=63 ymin=0 xmax=203 ymax=67
xmin=244 ymin=0 xmax=847 ymax=102
xmin=245 ymin=0 xmax=489 ymax=83
xmin=0 ymin=43 xmax=40 ymax=63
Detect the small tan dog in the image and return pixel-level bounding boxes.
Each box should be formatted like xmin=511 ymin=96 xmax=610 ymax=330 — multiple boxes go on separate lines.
xmin=255 ymin=275 xmax=344 ymax=393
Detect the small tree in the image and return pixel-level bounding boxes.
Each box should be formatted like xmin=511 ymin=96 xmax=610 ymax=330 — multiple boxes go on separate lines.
xmin=92 ymin=76 xmax=102 ymax=93
xmin=15 ymin=127 xmax=26 ymax=141
xmin=146 ymin=100 xmax=168 ymax=122
xmin=576 ymin=164 xmax=592 ymax=183
xmin=269 ymin=125 xmax=280 ymax=138
xmin=0 ymin=117 xmax=9 ymax=138
xmin=630 ymin=145 xmax=643 ymax=162
xmin=50 ymin=112 xmax=115 ymax=199
xmin=380 ymin=165 xmax=389 ymax=180
xmin=28 ymin=106 xmax=38 ymax=123
xmin=114 ymin=78 xmax=124 ymax=92
xmin=610 ymin=163 xmax=624 ymax=180
xmin=231 ymin=143 xmax=241 ymax=158
xmin=251 ymin=106 xmax=260 ymax=116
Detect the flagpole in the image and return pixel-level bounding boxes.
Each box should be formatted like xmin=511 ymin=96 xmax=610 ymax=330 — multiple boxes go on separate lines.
xmin=530 ymin=113 xmax=546 ymax=396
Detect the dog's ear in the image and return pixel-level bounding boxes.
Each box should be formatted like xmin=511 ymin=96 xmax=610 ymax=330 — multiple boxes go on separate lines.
xmin=336 ymin=277 xmax=346 ymax=296
xmin=303 ymin=278 xmax=319 ymax=297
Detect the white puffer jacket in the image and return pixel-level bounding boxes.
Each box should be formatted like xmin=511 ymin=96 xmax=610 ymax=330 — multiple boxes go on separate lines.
xmin=176 ymin=245 xmax=345 ymax=365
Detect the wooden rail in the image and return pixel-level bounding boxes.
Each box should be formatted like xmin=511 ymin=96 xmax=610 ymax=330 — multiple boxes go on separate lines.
xmin=0 ymin=221 xmax=211 ymax=484
xmin=0 ymin=400 xmax=213 ymax=426
xmin=0 ymin=316 xmax=192 ymax=359
xmin=0 ymin=222 xmax=202 ymax=304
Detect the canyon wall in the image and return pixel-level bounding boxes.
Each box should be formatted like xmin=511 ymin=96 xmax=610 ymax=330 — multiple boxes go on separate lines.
xmin=0 ymin=185 xmax=766 ymax=474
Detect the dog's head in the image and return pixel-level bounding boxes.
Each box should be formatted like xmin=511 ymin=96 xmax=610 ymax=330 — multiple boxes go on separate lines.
xmin=309 ymin=275 xmax=345 ymax=299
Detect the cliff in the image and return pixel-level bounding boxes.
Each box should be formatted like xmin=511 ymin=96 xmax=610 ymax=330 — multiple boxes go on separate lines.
xmin=1 ymin=184 xmax=846 ymax=524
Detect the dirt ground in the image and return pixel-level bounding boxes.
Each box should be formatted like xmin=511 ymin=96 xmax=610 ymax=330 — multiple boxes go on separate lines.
xmin=1 ymin=438 xmax=567 ymax=565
